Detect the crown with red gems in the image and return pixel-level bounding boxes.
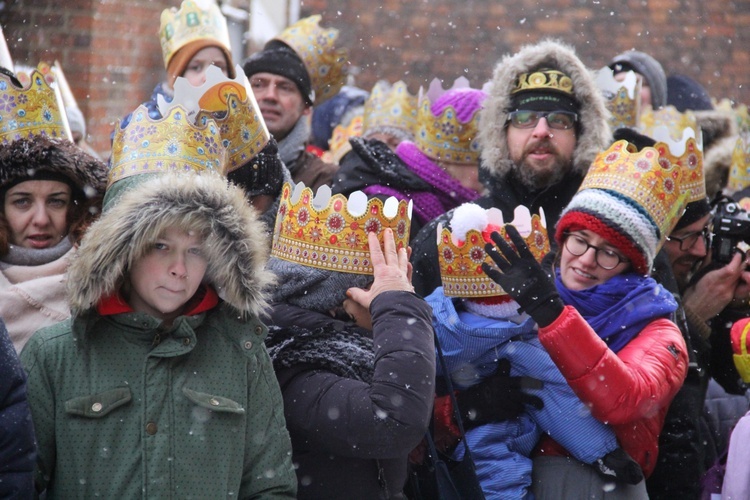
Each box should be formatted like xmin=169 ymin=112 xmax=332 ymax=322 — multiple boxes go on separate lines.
xmin=652 ymin=126 xmax=705 ymax=204
xmin=728 ymin=133 xmax=750 ymax=194
xmin=438 ymin=204 xmax=549 ymax=298
xmin=363 ymin=80 xmax=418 ymax=137
xmin=109 ymin=104 xmax=226 ymax=189
xmin=595 ymin=66 xmax=642 ymax=130
xmin=414 ymin=77 xmax=485 ymax=164
xmin=0 ymin=65 xmax=69 ymax=145
xmin=273 ymin=15 xmax=348 ymax=106
xmin=161 ymin=64 xmax=270 ymax=173
xmin=159 ymin=0 xmax=231 ymax=70
xmin=271 ymin=182 xmax=412 ymax=275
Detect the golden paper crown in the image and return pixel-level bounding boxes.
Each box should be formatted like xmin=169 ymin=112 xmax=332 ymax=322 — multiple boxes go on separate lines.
xmin=595 ymin=67 xmax=642 ymax=129
xmin=162 ymin=64 xmax=270 ymax=173
xmin=159 ymin=0 xmax=231 ymax=70
xmin=438 ymin=204 xmax=549 ymax=298
xmin=274 ymin=15 xmax=348 ymax=106
xmin=582 ymin=140 xmax=688 ymax=240
xmin=728 ymin=134 xmax=750 ymax=193
xmin=363 ymin=80 xmax=417 ymax=136
xmin=415 ymin=77 xmax=484 ymax=164
xmin=327 ymin=114 xmax=363 ymax=164
xmin=639 ymin=105 xmax=699 ymax=140
xmin=512 ymin=68 xmax=574 ymax=96
xmin=715 ymin=98 xmax=750 ymax=133
xmin=651 ymin=126 xmax=705 ymax=204
xmin=0 ymin=66 xmax=69 ymax=145
xmin=271 ymin=182 xmax=412 ymax=275
xmin=109 ymin=104 xmax=226 ymax=188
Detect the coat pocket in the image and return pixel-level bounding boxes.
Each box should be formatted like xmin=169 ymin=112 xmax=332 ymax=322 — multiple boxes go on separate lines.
xmin=64 ymin=387 xmax=132 ymax=418
xmin=182 ymin=387 xmax=246 ymax=415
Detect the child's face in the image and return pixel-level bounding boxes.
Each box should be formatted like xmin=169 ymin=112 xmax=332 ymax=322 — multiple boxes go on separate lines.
xmin=127 ymin=227 xmax=207 ymax=323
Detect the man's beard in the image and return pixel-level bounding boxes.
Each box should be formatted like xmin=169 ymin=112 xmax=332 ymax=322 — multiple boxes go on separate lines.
xmin=510 ymin=141 xmax=573 ymax=190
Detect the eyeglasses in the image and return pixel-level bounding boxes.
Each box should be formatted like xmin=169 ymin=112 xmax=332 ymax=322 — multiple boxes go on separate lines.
xmin=666 ymin=227 xmax=710 ymax=251
xmin=564 ymin=233 xmax=629 ymax=270
xmin=507 ymin=110 xmax=578 ymax=130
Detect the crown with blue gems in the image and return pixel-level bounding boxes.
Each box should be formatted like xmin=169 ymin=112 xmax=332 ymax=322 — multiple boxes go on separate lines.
xmin=159 ymin=0 xmax=231 ymax=70
xmin=271 ymin=182 xmax=412 ymax=275
xmin=363 ymin=80 xmax=417 ymax=137
xmin=273 ymin=15 xmax=348 ymax=106
xmin=595 ymin=66 xmax=641 ymax=130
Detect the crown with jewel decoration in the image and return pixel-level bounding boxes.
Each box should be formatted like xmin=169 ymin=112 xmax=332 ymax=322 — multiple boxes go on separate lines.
xmin=0 ymin=66 xmax=70 ymax=145
xmin=161 ymin=64 xmax=270 ymax=173
xmin=595 ymin=67 xmax=642 ymax=130
xmin=273 ymin=15 xmax=348 ymax=106
xmin=415 ymin=77 xmax=484 ymax=164
xmin=363 ymin=80 xmax=417 ymax=137
xmin=728 ymin=133 xmax=750 ymax=193
xmin=326 ymin=114 xmax=363 ymax=164
xmin=271 ymin=182 xmax=412 ymax=275
xmin=651 ymin=126 xmax=705 ymax=204
xmin=715 ymin=98 xmax=750 ymax=133
xmin=639 ymin=105 xmax=699 ymax=140
xmin=159 ymin=0 xmax=231 ymax=70
xmin=438 ymin=204 xmax=549 ymax=298
xmin=109 ymin=104 xmax=226 ymax=189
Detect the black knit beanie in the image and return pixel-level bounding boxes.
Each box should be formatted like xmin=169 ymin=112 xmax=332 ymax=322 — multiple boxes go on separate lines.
xmin=242 ymin=41 xmax=314 ymax=106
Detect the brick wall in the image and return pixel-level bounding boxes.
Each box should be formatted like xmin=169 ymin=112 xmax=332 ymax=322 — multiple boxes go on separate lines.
xmin=1 ymin=0 xmax=748 ymax=157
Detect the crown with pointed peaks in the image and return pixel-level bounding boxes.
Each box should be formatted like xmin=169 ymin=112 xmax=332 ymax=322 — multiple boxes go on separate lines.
xmin=595 ymin=67 xmax=642 ymax=130
xmin=109 ymin=104 xmax=226 ymax=189
xmin=639 ymin=105 xmax=699 ymax=140
xmin=159 ymin=0 xmax=231 ymax=70
xmin=438 ymin=204 xmax=549 ymax=298
xmin=414 ymin=77 xmax=484 ymax=164
xmin=0 ymin=65 xmax=70 ymax=145
xmin=728 ymin=134 xmax=750 ymax=193
xmin=363 ymin=80 xmax=417 ymax=136
xmin=273 ymin=15 xmax=348 ymax=106
xmin=161 ymin=64 xmax=270 ymax=173
xmin=651 ymin=126 xmax=705 ymax=204
xmin=271 ymin=182 xmax=412 ymax=275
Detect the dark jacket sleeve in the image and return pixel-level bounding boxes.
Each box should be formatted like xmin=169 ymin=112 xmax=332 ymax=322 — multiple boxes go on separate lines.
xmin=0 ymin=319 xmax=36 ymax=498
xmin=280 ymin=291 xmax=436 ymax=459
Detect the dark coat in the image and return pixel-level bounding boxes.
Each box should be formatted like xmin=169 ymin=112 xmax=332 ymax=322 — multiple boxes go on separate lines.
xmin=266 ymin=291 xmax=436 ymax=499
xmin=287 ymin=150 xmax=338 ymax=192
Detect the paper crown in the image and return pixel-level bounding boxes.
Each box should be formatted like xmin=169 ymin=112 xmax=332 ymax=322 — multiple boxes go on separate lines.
xmin=730 ymin=318 xmax=750 ymax=384
xmin=414 ymin=77 xmax=484 ymax=164
xmin=728 ymin=134 xmax=750 ymax=193
xmin=438 ymin=204 xmax=549 ymax=298
xmin=273 ymin=15 xmax=348 ymax=106
xmin=109 ymin=104 xmax=226 ymax=188
xmin=595 ymin=67 xmax=642 ymax=130
xmin=0 ymin=65 xmax=70 ymax=145
xmin=512 ymin=68 xmax=574 ymax=96
xmin=639 ymin=105 xmax=699 ymax=140
xmin=715 ymin=98 xmax=750 ymax=133
xmin=159 ymin=0 xmax=231 ymax=70
xmin=651 ymin=126 xmax=705 ymax=204
xmin=326 ymin=114 xmax=363 ymax=164
xmin=363 ymin=80 xmax=418 ymax=136
xmin=271 ymin=182 xmax=412 ymax=275
xmin=580 ymin=140 xmax=688 ymax=242
xmin=161 ymin=64 xmax=270 ymax=173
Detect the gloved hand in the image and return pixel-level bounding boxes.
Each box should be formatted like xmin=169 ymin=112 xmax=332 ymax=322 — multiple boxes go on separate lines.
xmin=455 ymin=359 xmax=544 ymax=430
xmin=592 ymin=447 xmax=644 ymax=485
xmin=481 ymin=225 xmax=564 ymax=327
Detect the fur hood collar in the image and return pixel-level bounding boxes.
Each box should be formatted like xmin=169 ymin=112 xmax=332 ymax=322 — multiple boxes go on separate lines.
xmin=67 ymin=172 xmax=274 ymax=318
xmin=478 ymin=39 xmax=611 ymax=181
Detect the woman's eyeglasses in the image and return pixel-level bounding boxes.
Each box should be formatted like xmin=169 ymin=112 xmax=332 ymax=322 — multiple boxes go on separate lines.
xmin=564 ymin=233 xmax=629 ymax=270
xmin=507 ymin=110 xmax=578 ymax=130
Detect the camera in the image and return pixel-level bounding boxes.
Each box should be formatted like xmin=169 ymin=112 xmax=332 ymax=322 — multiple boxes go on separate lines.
xmin=712 ymin=196 xmax=750 ymax=264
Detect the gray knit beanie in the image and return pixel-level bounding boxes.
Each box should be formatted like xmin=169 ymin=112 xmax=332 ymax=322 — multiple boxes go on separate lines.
xmin=610 ymin=50 xmax=668 ymax=109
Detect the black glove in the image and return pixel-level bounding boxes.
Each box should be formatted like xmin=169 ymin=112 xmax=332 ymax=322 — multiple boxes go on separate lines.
xmin=592 ymin=447 xmax=644 ymax=485
xmin=455 ymin=359 xmax=544 ymax=430
xmin=481 ymin=225 xmax=564 ymax=327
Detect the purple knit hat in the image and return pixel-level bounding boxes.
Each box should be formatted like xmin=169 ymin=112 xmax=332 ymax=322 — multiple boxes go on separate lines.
xmin=431 ymin=87 xmax=487 ymax=124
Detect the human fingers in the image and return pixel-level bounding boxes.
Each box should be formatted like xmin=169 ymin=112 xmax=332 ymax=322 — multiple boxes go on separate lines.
xmin=381 ymin=228 xmax=399 ymax=265
xmin=505 ymin=225 xmax=536 ymax=261
xmin=489 ymin=230 xmax=520 ymax=264
xmin=367 ymin=231 xmax=386 ymax=268
xmin=484 ymin=242 xmax=512 ymax=272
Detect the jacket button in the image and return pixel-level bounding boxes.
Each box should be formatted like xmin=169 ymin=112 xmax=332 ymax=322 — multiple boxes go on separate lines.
xmin=183 ymin=338 xmax=191 ymax=346
xmin=210 ymin=398 xmax=220 ymax=406
xmin=146 ymin=422 xmax=158 ymax=435
xmin=254 ymin=325 xmax=263 ymax=335
xmin=91 ymin=403 xmax=103 ymax=413
xmin=244 ymin=341 xmax=253 ymax=350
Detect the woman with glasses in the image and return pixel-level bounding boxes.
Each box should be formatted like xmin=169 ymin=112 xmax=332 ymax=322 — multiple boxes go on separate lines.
xmin=482 ymin=140 xmax=688 ymax=499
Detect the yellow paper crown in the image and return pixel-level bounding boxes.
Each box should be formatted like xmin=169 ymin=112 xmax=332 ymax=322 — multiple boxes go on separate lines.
xmin=109 ymin=104 xmax=226 ymax=188
xmin=363 ymin=80 xmax=417 ymax=137
xmin=415 ymin=77 xmax=484 ymax=164
xmin=652 ymin=126 xmax=705 ymax=204
xmin=582 ymin=140 xmax=688 ymax=241
xmin=0 ymin=67 xmax=69 ymax=145
xmin=159 ymin=0 xmax=231 ymax=70
xmin=512 ymin=68 xmax=574 ymax=96
xmin=715 ymin=98 xmax=750 ymax=133
xmin=438 ymin=204 xmax=549 ymax=298
xmin=164 ymin=64 xmax=270 ymax=173
xmin=639 ymin=105 xmax=699 ymax=140
xmin=271 ymin=182 xmax=412 ymax=275
xmin=728 ymin=134 xmax=750 ymax=193
xmin=595 ymin=67 xmax=642 ymax=130
xmin=274 ymin=15 xmax=348 ymax=106
xmin=327 ymin=114 xmax=363 ymax=164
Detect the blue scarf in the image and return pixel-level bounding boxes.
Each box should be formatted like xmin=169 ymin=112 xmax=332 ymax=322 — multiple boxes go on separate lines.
xmin=555 ymin=271 xmax=677 ymax=353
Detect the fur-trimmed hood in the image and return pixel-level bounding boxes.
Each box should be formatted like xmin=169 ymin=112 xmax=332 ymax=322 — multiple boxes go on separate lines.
xmin=478 ymin=39 xmax=611 ymax=181
xmin=67 ymin=172 xmax=274 ymax=318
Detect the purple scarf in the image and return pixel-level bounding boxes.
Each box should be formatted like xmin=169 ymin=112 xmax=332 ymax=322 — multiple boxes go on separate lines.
xmin=363 ymin=141 xmax=480 ymax=225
